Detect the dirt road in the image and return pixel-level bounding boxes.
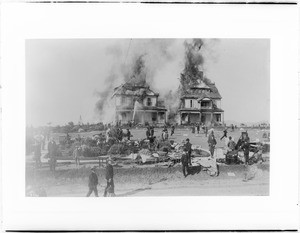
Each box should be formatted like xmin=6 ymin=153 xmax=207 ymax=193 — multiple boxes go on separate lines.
xmin=27 ymin=163 xmax=269 ymax=197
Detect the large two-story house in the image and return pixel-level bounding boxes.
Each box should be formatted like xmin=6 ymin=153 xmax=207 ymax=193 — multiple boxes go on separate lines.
xmin=178 ymin=78 xmax=224 ymax=125
xmin=112 ymin=79 xmax=167 ymax=125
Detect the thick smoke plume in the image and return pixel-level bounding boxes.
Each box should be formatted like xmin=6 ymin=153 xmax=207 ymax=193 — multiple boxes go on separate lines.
xmin=95 ymin=39 xmax=218 ymax=124
xmin=180 ymin=39 xmax=212 ymax=95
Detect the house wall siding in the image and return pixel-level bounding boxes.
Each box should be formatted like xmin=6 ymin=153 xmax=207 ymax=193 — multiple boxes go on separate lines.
xmin=143 ymin=96 xmax=157 ymax=107
xmin=184 ymin=99 xmax=200 ymax=108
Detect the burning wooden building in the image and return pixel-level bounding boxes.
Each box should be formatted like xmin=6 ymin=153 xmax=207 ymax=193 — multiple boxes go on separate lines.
xmin=112 ymin=79 xmax=167 ymax=125
xmin=178 ymin=74 xmax=224 ymax=125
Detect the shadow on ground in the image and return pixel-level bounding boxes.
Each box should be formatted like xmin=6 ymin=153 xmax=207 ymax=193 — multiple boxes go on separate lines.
xmin=188 ymin=165 xmax=202 ymax=176
xmin=117 ymin=187 xmax=152 ymax=197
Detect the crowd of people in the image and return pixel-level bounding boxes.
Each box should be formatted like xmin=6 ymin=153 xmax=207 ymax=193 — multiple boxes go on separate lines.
xmin=28 ymin=122 xmax=269 ymax=197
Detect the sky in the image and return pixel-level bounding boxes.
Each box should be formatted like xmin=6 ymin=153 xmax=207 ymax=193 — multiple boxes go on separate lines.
xmin=26 ymin=39 xmax=270 ymax=127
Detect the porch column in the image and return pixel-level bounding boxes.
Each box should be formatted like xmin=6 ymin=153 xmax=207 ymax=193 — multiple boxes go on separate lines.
xmin=222 ymin=112 xmax=224 ymax=125
xmin=142 ymin=110 xmax=145 ymax=124
xmin=199 ymin=112 xmax=201 ymax=124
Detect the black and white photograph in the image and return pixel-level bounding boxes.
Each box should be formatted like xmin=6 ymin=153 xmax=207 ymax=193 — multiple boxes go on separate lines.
xmin=25 ymin=38 xmax=270 ymax=197
xmin=1 ymin=2 xmax=298 ymax=231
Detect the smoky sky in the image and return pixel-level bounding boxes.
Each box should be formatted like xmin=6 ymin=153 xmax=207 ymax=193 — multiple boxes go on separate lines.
xmin=26 ymin=38 xmax=270 ymax=126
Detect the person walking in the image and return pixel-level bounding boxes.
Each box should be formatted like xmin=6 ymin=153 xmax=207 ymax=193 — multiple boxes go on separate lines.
xmin=86 ymin=167 xmax=99 ymax=197
xmin=220 ymin=128 xmax=228 ymax=140
xmin=184 ymin=138 xmax=192 ymax=166
xmin=208 ymin=129 xmax=217 ymax=157
xmin=104 ymin=158 xmax=115 ymax=197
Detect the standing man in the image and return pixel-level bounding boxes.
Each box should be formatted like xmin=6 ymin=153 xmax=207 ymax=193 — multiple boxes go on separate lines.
xmin=208 ymin=129 xmax=217 ymax=157
xmin=48 ymin=138 xmax=57 ymax=171
xmin=146 ymin=127 xmax=151 ymax=140
xmin=104 ymin=158 xmax=115 ymax=197
xmin=227 ymin=136 xmax=236 ymax=151
xmin=205 ymin=125 xmax=208 ymax=137
xmin=181 ymin=151 xmax=189 ymax=177
xmin=184 ymin=138 xmax=192 ymax=166
xmin=73 ymin=146 xmax=81 ymax=167
xmin=126 ymin=128 xmax=132 ymax=141
xmin=162 ymin=128 xmax=169 ymax=141
xmin=86 ymin=167 xmax=99 ymax=197
xmin=220 ymin=128 xmax=228 ymax=140
xmin=150 ymin=126 xmax=155 ymax=138
xmin=196 ymin=123 xmax=200 ymax=134
xmin=240 ymin=132 xmax=250 ymax=165
xmin=171 ymin=124 xmax=175 ymax=136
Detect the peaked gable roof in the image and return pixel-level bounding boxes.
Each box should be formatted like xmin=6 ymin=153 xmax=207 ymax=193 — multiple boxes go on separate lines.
xmin=182 ymin=78 xmax=222 ymax=99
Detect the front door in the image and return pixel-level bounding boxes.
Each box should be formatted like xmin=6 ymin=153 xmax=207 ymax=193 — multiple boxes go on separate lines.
xmin=201 ymin=114 xmax=206 ymax=124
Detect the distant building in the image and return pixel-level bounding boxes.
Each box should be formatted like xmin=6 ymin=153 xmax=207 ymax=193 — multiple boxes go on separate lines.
xmin=178 ymin=77 xmax=224 ymax=125
xmin=112 ymin=80 xmax=167 ymax=125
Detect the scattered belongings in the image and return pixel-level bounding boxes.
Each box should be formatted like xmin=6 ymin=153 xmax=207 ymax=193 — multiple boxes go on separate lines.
xmin=227 ymin=172 xmax=235 ymax=177
xmin=191 ymin=148 xmax=219 ymax=177
xmin=243 ymin=164 xmax=263 ymax=182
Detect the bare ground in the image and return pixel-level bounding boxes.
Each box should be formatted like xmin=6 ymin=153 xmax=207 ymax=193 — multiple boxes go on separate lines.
xmin=26 ymin=163 xmax=269 ymax=197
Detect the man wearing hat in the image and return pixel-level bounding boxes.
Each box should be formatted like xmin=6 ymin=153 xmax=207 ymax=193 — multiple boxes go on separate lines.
xmin=181 ymin=149 xmax=189 ymax=177
xmin=86 ymin=166 xmax=99 ymax=197
xmin=184 ymin=138 xmax=192 ymax=166
xmin=104 ymin=158 xmax=115 ymax=197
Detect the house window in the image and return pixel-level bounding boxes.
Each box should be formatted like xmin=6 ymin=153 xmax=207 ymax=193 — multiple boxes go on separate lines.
xmin=121 ymin=96 xmax=126 ymax=104
xmin=147 ymin=98 xmax=152 ymax=106
xmin=190 ymin=100 xmax=193 ymax=108
xmin=201 ymin=101 xmax=210 ymax=108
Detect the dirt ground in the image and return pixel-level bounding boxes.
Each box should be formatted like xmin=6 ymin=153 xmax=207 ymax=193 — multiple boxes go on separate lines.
xmin=26 ymin=128 xmax=270 ymax=197
xmin=26 ymin=163 xmax=269 ymax=197
xmin=51 ymin=127 xmax=268 ymax=151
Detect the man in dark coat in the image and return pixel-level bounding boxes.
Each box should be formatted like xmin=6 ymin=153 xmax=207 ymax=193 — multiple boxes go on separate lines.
xmin=150 ymin=126 xmax=154 ymax=137
xmin=146 ymin=127 xmax=151 ymax=140
xmin=196 ymin=124 xmax=200 ymax=134
xmin=104 ymin=158 xmax=115 ymax=197
xmin=184 ymin=138 xmax=192 ymax=166
xmin=240 ymin=132 xmax=250 ymax=165
xmin=86 ymin=167 xmax=99 ymax=197
xmin=181 ymin=151 xmax=189 ymax=177
xmin=208 ymin=130 xmax=217 ymax=157
xmin=171 ymin=125 xmax=175 ymax=136
xmin=126 ymin=129 xmax=132 ymax=141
